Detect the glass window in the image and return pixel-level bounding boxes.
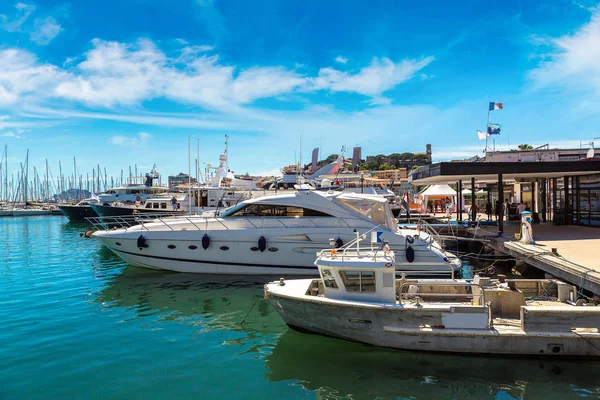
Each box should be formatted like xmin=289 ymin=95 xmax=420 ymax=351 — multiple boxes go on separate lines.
xmin=340 ymin=270 xmax=376 ymax=293
xmin=321 ymin=269 xmax=338 ymax=289
xmin=146 ymin=203 xmax=153 ymax=209
xmin=220 ymin=204 xmax=333 ymax=217
xmin=160 ymin=203 xmax=167 ymax=209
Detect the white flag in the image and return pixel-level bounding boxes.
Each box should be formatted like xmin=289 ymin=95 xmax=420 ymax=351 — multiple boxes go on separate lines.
xmin=477 ymin=130 xmax=490 ymax=140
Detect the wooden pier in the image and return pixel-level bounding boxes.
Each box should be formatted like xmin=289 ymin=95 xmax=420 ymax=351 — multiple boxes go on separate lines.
xmin=476 ymin=223 xmax=600 ymax=297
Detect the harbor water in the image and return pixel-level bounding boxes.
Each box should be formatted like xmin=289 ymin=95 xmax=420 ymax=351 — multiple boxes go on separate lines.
xmin=1 ymin=215 xmax=600 ymax=399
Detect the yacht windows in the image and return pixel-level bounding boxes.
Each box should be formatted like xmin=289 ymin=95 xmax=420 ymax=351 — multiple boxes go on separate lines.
xmin=339 ymin=270 xmax=376 ymax=293
xmin=220 ymin=204 xmax=333 ymax=217
xmin=321 ymin=269 xmax=338 ymax=289
xmin=160 ymin=203 xmax=167 ymax=209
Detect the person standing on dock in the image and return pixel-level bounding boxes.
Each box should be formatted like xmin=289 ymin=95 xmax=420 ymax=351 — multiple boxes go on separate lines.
xmin=517 ymin=201 xmax=526 ymax=215
xmin=504 ymin=199 xmax=510 ymax=222
xmin=171 ymin=196 xmax=178 ymax=211
xmin=485 ymin=201 xmax=492 ymax=220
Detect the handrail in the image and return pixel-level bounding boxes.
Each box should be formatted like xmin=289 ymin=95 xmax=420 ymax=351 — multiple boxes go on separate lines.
xmin=398 ymin=281 xmax=487 ymax=305
xmin=88 ymin=214 xmax=360 ymax=233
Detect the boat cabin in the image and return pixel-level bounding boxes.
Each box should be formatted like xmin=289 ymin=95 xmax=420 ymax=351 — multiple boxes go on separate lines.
xmin=314 ymin=238 xmax=397 ymax=304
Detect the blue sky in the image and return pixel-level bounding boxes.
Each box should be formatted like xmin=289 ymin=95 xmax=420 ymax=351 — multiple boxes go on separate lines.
xmin=1 ymin=0 xmax=600 ymax=183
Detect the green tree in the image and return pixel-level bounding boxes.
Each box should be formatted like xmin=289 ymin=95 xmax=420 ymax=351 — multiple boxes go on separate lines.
xmin=518 ymin=144 xmax=533 ymax=150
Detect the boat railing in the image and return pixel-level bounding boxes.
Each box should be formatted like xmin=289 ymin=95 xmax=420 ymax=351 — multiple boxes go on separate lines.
xmin=397 ymin=281 xmax=487 ymax=305
xmin=87 ymin=213 xmax=180 ymax=231
xmin=395 ymin=266 xmax=456 ymax=279
xmin=88 ymin=214 xmax=355 ymax=233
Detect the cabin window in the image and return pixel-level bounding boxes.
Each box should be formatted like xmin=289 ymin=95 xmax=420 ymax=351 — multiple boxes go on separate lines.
xmin=160 ymin=203 xmax=167 ymax=209
xmin=221 ymin=204 xmax=333 ymax=217
xmin=146 ymin=203 xmax=153 ymax=209
xmin=153 ymin=203 xmax=159 ymax=209
xmin=340 ymin=270 xmax=376 ymax=293
xmin=321 ymin=269 xmax=338 ymax=289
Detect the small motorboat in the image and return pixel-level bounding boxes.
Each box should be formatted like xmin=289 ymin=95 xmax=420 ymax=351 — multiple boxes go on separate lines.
xmin=265 ymin=234 xmax=600 ymax=358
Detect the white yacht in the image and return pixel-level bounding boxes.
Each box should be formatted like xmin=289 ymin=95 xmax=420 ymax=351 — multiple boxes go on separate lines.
xmin=99 ymin=168 xmax=168 ymax=203
xmin=92 ymin=190 xmax=460 ymax=275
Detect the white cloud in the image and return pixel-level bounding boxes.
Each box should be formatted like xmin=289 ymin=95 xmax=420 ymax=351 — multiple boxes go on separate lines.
xmin=0 ymin=3 xmax=62 ymax=45
xmin=30 ymin=16 xmax=62 ymax=45
xmin=0 ymin=3 xmax=36 ymax=32
xmin=308 ymin=56 xmax=434 ymax=97
xmin=529 ymin=9 xmax=600 ymax=93
xmin=0 ymin=48 xmax=66 ymax=105
xmin=335 ymin=56 xmax=348 ymax=64
xmin=1 ymin=38 xmax=433 ymax=109
xmin=109 ymin=132 xmax=152 ymax=147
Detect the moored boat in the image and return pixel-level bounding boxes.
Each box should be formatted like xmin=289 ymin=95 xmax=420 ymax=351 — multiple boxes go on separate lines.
xmin=91 ymin=190 xmax=460 ymax=275
xmin=57 ymin=199 xmax=99 ymax=221
xmin=264 ymin=235 xmax=600 ymax=357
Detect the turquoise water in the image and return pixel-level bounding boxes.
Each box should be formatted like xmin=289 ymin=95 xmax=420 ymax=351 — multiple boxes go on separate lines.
xmin=1 ymin=216 xmax=599 ymax=400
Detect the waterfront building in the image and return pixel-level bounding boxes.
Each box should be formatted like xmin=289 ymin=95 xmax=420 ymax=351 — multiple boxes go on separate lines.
xmin=409 ymin=145 xmax=600 ymax=228
xmin=168 ymin=173 xmax=198 ymax=192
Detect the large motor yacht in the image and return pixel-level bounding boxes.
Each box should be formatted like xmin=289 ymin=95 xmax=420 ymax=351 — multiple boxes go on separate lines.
xmin=92 ymin=190 xmax=460 ymax=275
xmin=98 ymin=167 xmax=168 ymax=203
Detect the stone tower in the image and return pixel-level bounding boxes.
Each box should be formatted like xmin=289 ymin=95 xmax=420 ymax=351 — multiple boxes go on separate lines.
xmin=426 ymin=144 xmax=432 ymax=163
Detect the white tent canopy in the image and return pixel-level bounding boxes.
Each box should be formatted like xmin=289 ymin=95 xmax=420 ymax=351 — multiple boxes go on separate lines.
xmin=420 ymin=184 xmax=456 ymax=197
xmin=461 ymin=188 xmax=486 ymax=195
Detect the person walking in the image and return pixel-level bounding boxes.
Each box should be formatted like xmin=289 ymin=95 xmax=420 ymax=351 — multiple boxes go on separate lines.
xmin=485 ymin=201 xmax=493 ymax=220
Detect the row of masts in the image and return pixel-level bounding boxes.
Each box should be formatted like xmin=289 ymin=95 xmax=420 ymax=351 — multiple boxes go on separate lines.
xmin=0 ymin=146 xmax=162 ymax=205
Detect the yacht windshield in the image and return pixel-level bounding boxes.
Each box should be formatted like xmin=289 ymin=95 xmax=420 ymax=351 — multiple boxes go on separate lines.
xmin=336 ymin=198 xmax=391 ymax=228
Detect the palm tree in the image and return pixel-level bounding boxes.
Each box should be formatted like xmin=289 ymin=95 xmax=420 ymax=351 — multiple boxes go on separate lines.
xmin=518 ymin=144 xmax=533 ymax=150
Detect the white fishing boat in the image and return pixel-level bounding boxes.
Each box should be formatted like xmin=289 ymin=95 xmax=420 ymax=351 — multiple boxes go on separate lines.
xmin=264 ymin=235 xmax=600 ymax=357
xmin=91 ymin=189 xmax=460 ymax=275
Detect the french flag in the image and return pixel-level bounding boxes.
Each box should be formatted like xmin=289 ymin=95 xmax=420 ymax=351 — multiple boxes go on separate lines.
xmin=489 ymin=102 xmax=503 ymax=111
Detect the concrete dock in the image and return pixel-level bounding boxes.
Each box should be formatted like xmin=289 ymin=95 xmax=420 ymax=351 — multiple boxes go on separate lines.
xmin=471 ymin=223 xmax=600 ymax=297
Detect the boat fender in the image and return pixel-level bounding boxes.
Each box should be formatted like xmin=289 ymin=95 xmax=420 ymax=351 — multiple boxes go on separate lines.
xmin=335 ymin=238 xmax=343 ymax=248
xmin=137 ymin=235 xmax=149 ymax=250
xmin=405 ymin=246 xmax=415 ymax=263
xmin=202 ymin=233 xmax=210 ymax=250
xmin=258 ymin=236 xmax=267 ymax=252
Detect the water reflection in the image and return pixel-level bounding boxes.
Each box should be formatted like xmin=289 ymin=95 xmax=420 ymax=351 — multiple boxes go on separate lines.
xmin=95 ymin=267 xmax=286 ymax=334
xmin=266 ymin=330 xmax=600 ymax=400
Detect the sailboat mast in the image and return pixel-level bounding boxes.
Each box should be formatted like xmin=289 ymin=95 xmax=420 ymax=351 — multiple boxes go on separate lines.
xmin=4 ymin=145 xmax=7 ymax=204
xmin=188 ymin=135 xmax=191 ymax=213
xmin=24 ymin=150 xmax=29 ymax=207
xmin=45 ymin=159 xmax=49 ymax=202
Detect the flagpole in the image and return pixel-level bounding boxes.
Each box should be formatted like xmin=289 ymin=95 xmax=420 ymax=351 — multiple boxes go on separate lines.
xmin=486 ymin=101 xmax=490 ymax=155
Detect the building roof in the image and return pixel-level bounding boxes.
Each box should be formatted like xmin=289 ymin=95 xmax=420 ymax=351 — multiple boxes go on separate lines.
xmin=409 ymin=160 xmax=600 ymax=185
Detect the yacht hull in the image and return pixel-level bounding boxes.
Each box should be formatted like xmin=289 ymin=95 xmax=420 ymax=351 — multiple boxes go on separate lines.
xmin=57 ymin=205 xmax=98 ymax=221
xmin=94 ymin=226 xmax=459 ymax=275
